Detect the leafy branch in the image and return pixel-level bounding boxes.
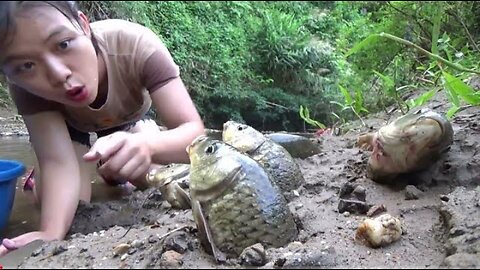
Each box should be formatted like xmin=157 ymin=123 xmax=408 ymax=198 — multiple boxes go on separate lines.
xmin=346 ymin=32 xmax=480 ymax=75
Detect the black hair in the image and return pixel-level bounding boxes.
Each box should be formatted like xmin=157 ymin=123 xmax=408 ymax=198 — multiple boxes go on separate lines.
xmin=0 ymin=1 xmax=100 ymax=56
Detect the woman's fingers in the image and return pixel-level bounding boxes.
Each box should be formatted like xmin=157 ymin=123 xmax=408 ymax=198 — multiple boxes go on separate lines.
xmin=83 ymin=132 xmax=128 ymax=162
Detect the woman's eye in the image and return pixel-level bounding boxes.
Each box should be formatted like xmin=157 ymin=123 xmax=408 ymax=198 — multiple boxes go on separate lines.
xmin=17 ymin=62 xmax=35 ymax=72
xmin=58 ymin=40 xmax=71 ymax=50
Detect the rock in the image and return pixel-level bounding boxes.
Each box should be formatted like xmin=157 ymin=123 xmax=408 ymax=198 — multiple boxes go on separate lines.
xmin=113 ymin=243 xmax=131 ymax=257
xmin=338 ymin=182 xmax=370 ymax=214
xmin=239 ymin=243 xmax=267 ymax=267
xmin=366 ymin=204 xmax=387 ymax=217
xmin=352 ymin=185 xmax=366 ymax=201
xmin=405 ymin=185 xmax=423 ymax=200
xmin=338 ymin=199 xmax=370 ymax=214
xmin=163 ymin=231 xmax=192 ymax=254
xmin=159 ymin=250 xmax=183 ymax=268
xmin=131 ymin=240 xmax=143 ymax=249
xmin=443 ymin=253 xmax=480 ymax=268
xmin=439 ymin=187 xmax=480 ymax=266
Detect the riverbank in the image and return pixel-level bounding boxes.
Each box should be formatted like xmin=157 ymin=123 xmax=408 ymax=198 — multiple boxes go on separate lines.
xmin=0 ymin=89 xmax=479 ymax=268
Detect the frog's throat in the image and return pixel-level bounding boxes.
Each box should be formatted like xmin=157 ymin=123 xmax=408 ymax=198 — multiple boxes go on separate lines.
xmin=191 ymin=166 xmax=244 ymax=202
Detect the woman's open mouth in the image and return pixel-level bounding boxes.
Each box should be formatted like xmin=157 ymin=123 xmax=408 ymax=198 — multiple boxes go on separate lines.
xmin=66 ymin=86 xmax=89 ymax=102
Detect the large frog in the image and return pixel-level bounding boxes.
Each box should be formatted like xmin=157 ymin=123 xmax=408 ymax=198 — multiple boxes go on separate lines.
xmin=357 ymin=108 xmax=453 ymax=183
xmin=187 ymin=135 xmax=298 ymax=262
xmin=206 ymin=128 xmax=322 ymax=159
xmin=222 ymin=121 xmax=305 ymax=200
xmin=265 ymin=133 xmax=322 ymax=158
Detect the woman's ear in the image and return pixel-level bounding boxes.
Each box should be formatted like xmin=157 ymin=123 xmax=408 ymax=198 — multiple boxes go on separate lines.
xmin=77 ymin=11 xmax=91 ymax=37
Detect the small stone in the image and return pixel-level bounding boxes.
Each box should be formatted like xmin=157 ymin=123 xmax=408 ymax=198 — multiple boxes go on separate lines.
xmin=159 ymin=250 xmax=183 ymax=268
xmin=352 ymin=185 xmax=366 ymax=201
xmin=405 ymin=185 xmax=423 ymax=200
xmin=338 ymin=199 xmax=370 ymax=214
xmin=293 ymin=190 xmax=300 ymax=197
xmin=120 ymin=254 xmax=128 ymax=261
xmin=295 ymin=203 xmax=304 ymax=210
xmin=274 ymin=257 xmax=287 ymax=267
xmin=131 ymin=240 xmax=142 ymax=249
xmin=343 ymin=211 xmax=351 ymax=217
xmin=148 ymin=235 xmax=158 ymax=244
xmin=239 ymin=243 xmax=267 ymax=267
xmin=366 ymin=204 xmax=387 ymax=217
xmin=164 ymin=231 xmax=192 ymax=254
xmin=113 ymin=243 xmax=131 ymax=257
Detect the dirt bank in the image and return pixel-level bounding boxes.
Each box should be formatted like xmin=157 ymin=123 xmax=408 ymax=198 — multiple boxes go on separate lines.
xmin=0 ymin=89 xmax=479 ymax=269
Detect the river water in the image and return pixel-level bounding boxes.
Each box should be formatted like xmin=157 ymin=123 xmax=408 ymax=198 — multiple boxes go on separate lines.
xmin=0 ymin=137 xmax=131 ymax=239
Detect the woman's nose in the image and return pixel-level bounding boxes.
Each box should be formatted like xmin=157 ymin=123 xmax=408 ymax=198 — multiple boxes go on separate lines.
xmin=45 ymin=56 xmax=72 ymax=85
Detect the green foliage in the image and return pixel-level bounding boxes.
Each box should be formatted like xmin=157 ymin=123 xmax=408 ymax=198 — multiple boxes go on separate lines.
xmin=104 ymin=1 xmax=343 ymax=131
xmin=342 ymin=0 xmax=480 ymax=119
xmin=299 ymin=105 xmax=326 ymax=129
xmin=330 ymin=85 xmax=369 ymax=127
xmin=1 ymin=1 xmax=471 ymax=131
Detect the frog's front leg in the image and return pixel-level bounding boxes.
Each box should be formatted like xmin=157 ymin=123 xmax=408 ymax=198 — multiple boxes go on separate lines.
xmin=146 ymin=166 xmax=191 ymax=210
xmin=191 ymin=199 xmax=227 ymax=263
xmin=160 ymin=179 xmax=192 ymax=209
xmin=357 ymin=132 xmax=376 ymax=151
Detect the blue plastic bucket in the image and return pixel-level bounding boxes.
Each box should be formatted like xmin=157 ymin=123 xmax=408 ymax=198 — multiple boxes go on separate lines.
xmin=0 ymin=160 xmax=25 ymax=231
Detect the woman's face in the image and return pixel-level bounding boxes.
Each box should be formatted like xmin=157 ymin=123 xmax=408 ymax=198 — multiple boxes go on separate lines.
xmin=0 ymin=5 xmax=99 ymax=107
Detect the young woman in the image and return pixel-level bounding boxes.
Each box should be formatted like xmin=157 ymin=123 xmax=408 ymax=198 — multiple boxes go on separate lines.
xmin=0 ymin=1 xmax=205 ymax=256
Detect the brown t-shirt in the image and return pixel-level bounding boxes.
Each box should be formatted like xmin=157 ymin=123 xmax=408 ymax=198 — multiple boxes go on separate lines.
xmin=9 ymin=19 xmax=180 ymax=132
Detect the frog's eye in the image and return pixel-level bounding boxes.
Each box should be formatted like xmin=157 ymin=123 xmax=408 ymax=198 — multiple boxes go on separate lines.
xmin=205 ymin=143 xmax=218 ymax=154
xmin=237 ymin=125 xmax=247 ymax=131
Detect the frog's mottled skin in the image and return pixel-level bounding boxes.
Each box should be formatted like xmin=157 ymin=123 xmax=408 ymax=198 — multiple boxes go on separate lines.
xmin=146 ymin=164 xmax=191 ymax=209
xmin=358 ymin=108 xmax=453 ymax=182
xmin=187 ymin=135 xmax=298 ymax=262
xmin=222 ymin=121 xmax=305 ymax=200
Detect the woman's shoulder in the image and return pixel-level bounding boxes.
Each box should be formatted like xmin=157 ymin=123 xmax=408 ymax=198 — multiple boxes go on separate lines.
xmin=90 ymin=19 xmax=155 ymax=40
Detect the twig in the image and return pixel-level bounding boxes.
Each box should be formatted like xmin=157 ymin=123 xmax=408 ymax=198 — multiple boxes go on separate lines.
xmin=386 ymin=2 xmax=432 ymax=40
xmin=446 ymin=10 xmax=480 ymax=53
xmin=119 ymin=188 xmax=158 ymax=239
xmin=264 ymin=101 xmax=290 ymax=110
xmin=350 ymin=105 xmax=367 ymax=128
xmin=157 ymin=225 xmax=193 ymax=242
xmin=417 ymin=77 xmax=435 ymax=85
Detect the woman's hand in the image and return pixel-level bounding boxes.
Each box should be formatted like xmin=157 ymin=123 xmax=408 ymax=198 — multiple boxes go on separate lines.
xmin=0 ymin=231 xmax=57 ymax=257
xmin=83 ymin=131 xmax=153 ymax=183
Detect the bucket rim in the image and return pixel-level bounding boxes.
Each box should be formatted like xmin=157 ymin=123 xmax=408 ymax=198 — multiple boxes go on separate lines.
xmin=0 ymin=159 xmax=26 ymax=182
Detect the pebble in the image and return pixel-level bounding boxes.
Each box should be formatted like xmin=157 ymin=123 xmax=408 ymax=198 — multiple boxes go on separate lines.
xmin=131 ymin=240 xmax=143 ymax=248
xmin=160 ymin=250 xmax=183 ymax=268
xmin=239 ymin=243 xmax=267 ymax=267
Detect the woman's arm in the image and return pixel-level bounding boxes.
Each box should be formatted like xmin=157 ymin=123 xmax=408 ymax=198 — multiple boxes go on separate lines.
xmin=1 ymin=111 xmax=84 ymax=256
xmin=146 ymin=76 xmax=205 ymax=164
xmin=23 ymin=111 xmax=83 ymax=240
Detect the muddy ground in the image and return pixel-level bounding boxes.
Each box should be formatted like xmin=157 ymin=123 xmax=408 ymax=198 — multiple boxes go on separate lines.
xmin=0 ymin=86 xmax=479 ymax=269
